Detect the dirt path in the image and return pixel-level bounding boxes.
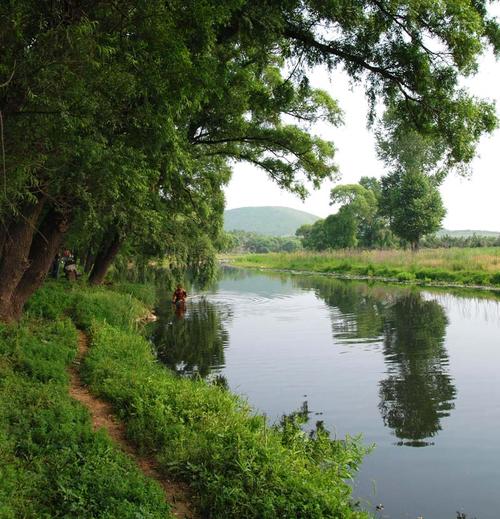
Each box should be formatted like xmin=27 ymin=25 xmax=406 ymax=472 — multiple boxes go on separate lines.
xmin=69 ymin=331 xmax=195 ymax=519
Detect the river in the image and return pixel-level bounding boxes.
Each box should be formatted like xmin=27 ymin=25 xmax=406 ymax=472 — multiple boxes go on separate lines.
xmin=151 ymin=267 xmax=500 ymax=519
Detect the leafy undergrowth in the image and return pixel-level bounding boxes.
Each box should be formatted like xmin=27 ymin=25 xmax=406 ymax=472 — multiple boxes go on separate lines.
xmin=0 ymin=315 xmax=172 ymax=519
xmin=74 ymin=289 xmax=369 ymax=518
xmin=231 ymin=249 xmax=500 ymax=288
xmin=25 ymin=279 xmax=151 ymax=328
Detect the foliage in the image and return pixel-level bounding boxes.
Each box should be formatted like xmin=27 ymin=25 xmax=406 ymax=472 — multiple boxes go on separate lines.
xmin=297 ymin=178 xmax=395 ymax=250
xmin=223 ymin=230 xmax=303 ymax=253
xmin=380 ymin=170 xmax=446 ymax=249
xmin=376 ymin=116 xmax=449 ymax=248
xmin=2 ymin=0 xmax=499 ymax=319
xmin=422 ymin=233 xmax=500 ymax=249
xmin=0 ymin=319 xmax=172 ymax=519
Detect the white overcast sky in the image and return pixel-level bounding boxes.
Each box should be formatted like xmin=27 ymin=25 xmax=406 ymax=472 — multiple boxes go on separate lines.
xmin=224 ymin=7 xmax=500 ymax=231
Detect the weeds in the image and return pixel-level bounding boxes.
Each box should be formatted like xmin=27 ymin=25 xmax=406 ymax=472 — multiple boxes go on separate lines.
xmin=2 ymin=281 xmax=370 ymax=518
xmin=82 ymin=320 xmax=369 ymax=518
xmin=231 ymin=248 xmax=500 ymax=288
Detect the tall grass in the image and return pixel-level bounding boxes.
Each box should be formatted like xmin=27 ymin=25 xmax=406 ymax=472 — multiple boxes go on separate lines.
xmin=81 ymin=320 xmax=369 ymax=519
xmin=231 ymin=248 xmax=500 ymax=287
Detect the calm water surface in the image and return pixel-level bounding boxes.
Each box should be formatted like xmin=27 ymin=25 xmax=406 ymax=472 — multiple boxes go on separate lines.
xmin=152 ymin=268 xmax=500 ymax=519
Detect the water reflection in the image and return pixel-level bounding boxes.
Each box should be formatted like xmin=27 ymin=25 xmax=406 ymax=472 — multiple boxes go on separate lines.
xmin=148 ymin=268 xmax=500 ymax=518
xmin=293 ymin=276 xmax=389 ymax=343
xmin=153 ymin=298 xmax=230 ymax=377
xmin=380 ymin=293 xmax=455 ymax=446
xmin=291 ymin=276 xmax=456 ymax=446
xmin=153 ymin=270 xmax=458 ymax=446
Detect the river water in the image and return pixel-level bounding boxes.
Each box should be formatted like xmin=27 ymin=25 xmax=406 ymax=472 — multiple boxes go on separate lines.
xmin=152 ymin=267 xmax=500 ymax=519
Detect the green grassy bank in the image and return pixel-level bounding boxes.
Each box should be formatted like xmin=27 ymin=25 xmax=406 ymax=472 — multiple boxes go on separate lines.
xmin=0 ymin=296 xmax=172 ymax=518
xmin=230 ymin=248 xmax=500 ymax=288
xmin=0 ymin=281 xmax=369 ymax=519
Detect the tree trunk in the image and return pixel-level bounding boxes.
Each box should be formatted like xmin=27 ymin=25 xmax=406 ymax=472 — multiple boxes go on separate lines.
xmin=0 ymin=219 xmax=9 ymax=261
xmin=84 ymin=250 xmax=95 ymax=274
xmin=0 ymin=196 xmax=47 ymax=322
xmin=88 ymin=230 xmax=122 ymax=285
xmin=10 ymin=207 xmax=72 ymax=320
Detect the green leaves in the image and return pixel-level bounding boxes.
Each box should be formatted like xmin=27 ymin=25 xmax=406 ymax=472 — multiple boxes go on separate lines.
xmin=380 ymin=169 xmax=446 ymax=247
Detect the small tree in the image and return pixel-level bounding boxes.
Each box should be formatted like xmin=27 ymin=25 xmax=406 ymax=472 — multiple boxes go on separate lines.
xmin=380 ymin=170 xmax=446 ymax=250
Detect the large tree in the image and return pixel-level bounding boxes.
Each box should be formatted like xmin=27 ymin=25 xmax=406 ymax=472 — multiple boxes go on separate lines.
xmin=377 ymin=115 xmax=449 ymax=249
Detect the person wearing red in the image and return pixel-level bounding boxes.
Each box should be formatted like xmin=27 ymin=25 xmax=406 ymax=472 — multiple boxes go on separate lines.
xmin=172 ymin=284 xmax=187 ymax=308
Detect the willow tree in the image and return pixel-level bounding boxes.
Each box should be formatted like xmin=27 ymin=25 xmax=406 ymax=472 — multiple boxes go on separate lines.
xmin=1 ymin=0 xmax=499 ymax=321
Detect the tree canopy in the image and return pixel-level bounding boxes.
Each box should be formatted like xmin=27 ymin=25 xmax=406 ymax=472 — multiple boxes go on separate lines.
xmin=380 ymin=170 xmax=446 ymax=249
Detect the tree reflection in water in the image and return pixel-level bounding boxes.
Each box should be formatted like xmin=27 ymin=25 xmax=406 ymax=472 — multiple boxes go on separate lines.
xmin=154 ymin=271 xmax=457 ymax=446
xmin=291 ymin=275 xmax=391 ymax=343
xmin=379 ymin=292 xmax=455 ymax=446
xmin=292 ymin=276 xmax=456 ymax=446
xmin=152 ymin=297 xmax=230 ymax=378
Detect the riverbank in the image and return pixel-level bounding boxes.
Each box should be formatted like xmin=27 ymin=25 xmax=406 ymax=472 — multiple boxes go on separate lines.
xmin=229 ymin=248 xmax=500 ymax=290
xmin=0 ymin=280 xmax=369 ymax=519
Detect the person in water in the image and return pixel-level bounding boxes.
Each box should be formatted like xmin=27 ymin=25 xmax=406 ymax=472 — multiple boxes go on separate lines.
xmin=172 ymin=284 xmax=187 ymax=307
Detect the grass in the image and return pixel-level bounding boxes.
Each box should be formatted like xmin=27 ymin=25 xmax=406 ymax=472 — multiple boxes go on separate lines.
xmin=0 ymin=316 xmax=172 ymax=519
xmin=1 ymin=280 xmax=370 ymax=519
xmin=229 ymin=248 xmax=500 ymax=288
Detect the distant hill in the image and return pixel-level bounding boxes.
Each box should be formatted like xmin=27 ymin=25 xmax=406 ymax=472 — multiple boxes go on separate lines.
xmin=224 ymin=206 xmax=320 ymax=236
xmin=437 ymin=229 xmax=500 ymax=238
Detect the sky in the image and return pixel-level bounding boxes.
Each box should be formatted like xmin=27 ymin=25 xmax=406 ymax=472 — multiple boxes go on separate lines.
xmin=224 ymin=12 xmax=500 ymax=232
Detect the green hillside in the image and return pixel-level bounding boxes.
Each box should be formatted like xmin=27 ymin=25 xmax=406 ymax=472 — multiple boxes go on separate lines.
xmin=224 ymin=206 xmax=320 ymax=236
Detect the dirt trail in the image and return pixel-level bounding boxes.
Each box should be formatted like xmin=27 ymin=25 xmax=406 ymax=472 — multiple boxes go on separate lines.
xmin=69 ymin=331 xmax=195 ymax=519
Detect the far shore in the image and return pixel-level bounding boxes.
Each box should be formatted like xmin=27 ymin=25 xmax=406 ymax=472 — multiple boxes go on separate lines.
xmin=225 ymin=248 xmax=500 ymax=293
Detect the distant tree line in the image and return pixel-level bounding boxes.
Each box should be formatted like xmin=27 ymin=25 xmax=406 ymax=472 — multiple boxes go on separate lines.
xmin=421 ymin=234 xmax=500 ymax=249
xmin=296 ymin=171 xmax=446 ymax=252
xmin=297 ymin=112 xmax=455 ymax=251
xmin=296 ymin=168 xmax=499 ymax=251
xmin=224 ymin=231 xmax=302 ymax=254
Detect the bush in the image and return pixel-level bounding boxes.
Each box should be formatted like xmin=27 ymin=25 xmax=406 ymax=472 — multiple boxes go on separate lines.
xmin=396 ymin=271 xmax=416 ymax=282
xmin=489 ymin=272 xmax=500 ymax=285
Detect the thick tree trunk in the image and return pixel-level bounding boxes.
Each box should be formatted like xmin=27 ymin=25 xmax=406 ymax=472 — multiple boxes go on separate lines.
xmin=10 ymin=208 xmax=72 ymax=320
xmin=88 ymin=231 xmax=122 ymax=285
xmin=0 ymin=196 xmax=47 ymax=322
